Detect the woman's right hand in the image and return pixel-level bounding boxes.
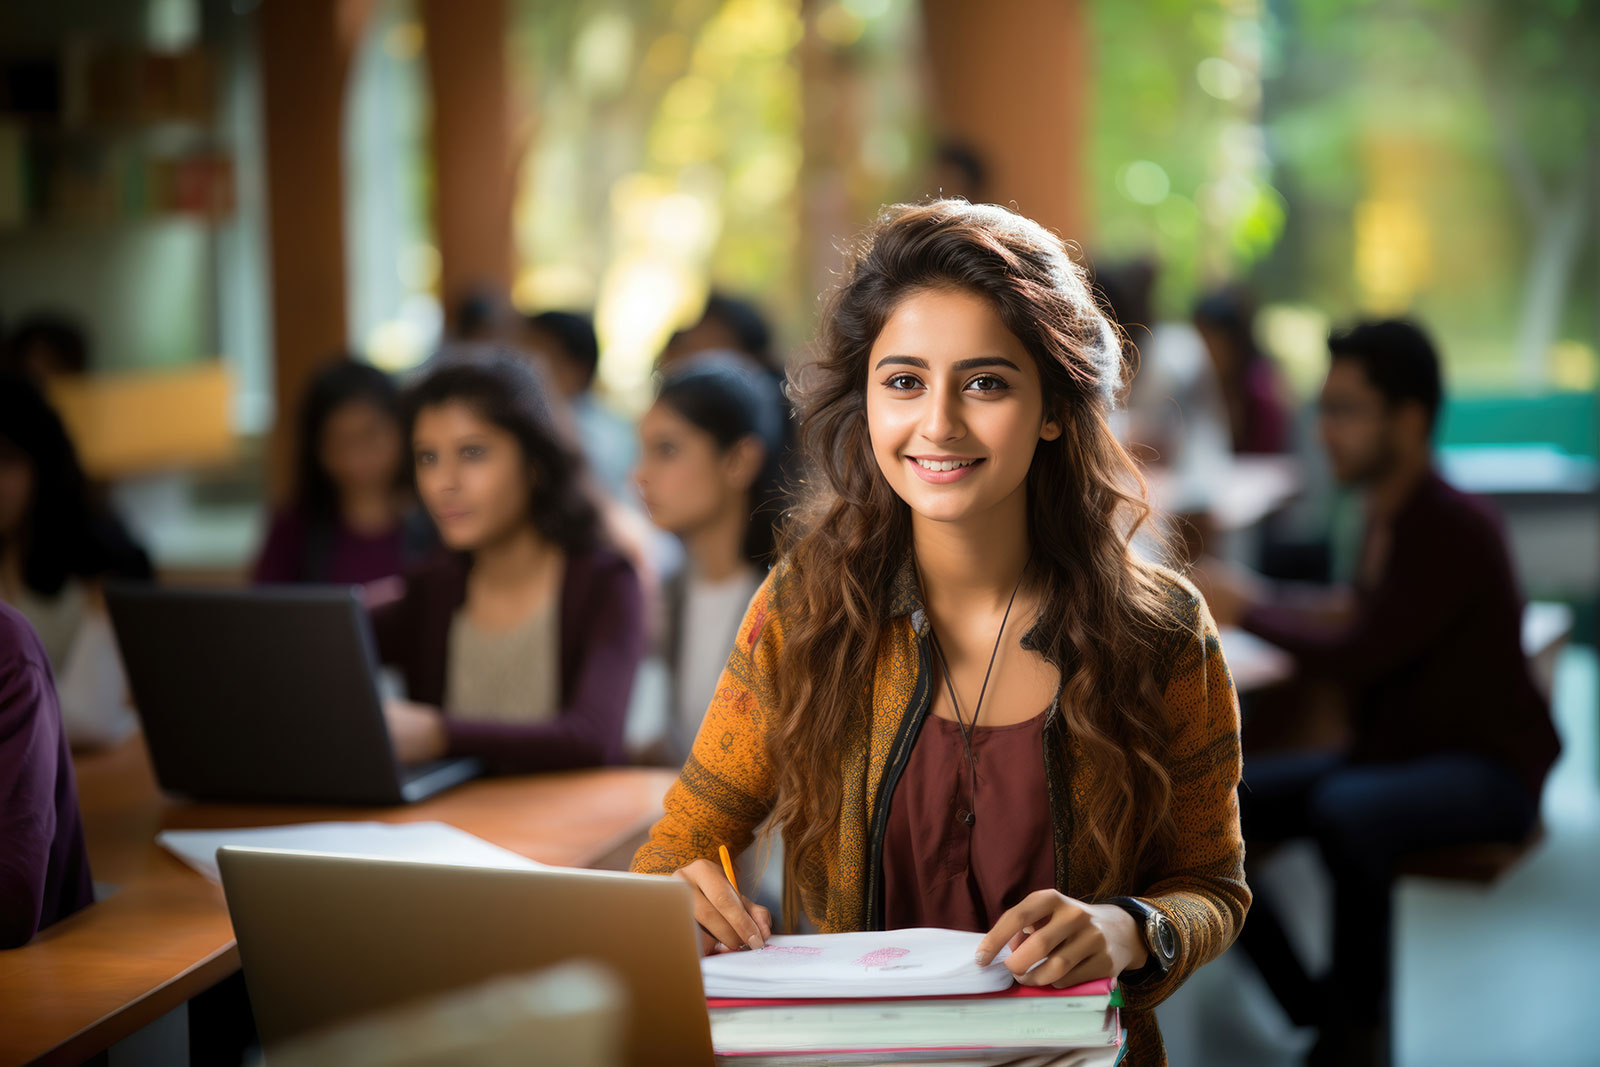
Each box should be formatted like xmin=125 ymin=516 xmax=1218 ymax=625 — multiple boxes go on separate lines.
xmin=673 ymin=858 xmax=772 ymax=956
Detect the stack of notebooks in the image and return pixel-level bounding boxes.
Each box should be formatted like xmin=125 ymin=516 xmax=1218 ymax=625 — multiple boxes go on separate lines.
xmin=702 ymin=928 xmax=1126 ymax=1065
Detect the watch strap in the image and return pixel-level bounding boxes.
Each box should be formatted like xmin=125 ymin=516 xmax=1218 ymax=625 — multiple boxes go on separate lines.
xmin=1104 ymin=895 xmax=1175 ymax=981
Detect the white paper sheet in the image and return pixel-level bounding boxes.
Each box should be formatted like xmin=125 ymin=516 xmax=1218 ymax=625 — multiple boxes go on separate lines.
xmin=700 ymin=928 xmax=1017 ymax=999
xmin=156 ymin=821 xmax=546 ymax=883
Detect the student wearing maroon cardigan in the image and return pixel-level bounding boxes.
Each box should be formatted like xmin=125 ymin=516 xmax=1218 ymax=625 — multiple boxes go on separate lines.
xmin=0 ymin=601 xmax=94 ymax=947
xmin=374 ymin=353 xmax=645 ymax=775
xmin=1198 ymin=319 xmax=1560 ymax=1067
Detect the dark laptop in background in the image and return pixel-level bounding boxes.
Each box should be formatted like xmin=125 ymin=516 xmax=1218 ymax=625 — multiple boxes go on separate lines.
xmin=106 ymin=585 xmax=481 ymax=805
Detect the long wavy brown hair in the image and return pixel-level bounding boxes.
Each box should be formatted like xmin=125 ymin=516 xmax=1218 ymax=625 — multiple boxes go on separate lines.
xmin=768 ymin=200 xmax=1189 ymax=927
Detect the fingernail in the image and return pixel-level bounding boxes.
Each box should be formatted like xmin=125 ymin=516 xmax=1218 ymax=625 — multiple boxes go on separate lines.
xmin=975 ymin=951 xmax=992 ymax=966
xmin=747 ymin=936 xmax=764 ymax=951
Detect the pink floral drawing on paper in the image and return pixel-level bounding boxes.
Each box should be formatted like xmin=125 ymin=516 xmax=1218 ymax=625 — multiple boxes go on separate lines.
xmin=853 ymin=946 xmax=910 ymax=968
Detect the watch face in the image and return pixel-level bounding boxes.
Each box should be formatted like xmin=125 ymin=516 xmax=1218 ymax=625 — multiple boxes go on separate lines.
xmin=1153 ymin=916 xmax=1178 ymax=961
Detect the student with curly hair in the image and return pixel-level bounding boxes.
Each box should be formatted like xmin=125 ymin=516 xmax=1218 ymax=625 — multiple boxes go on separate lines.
xmin=630 ymin=201 xmax=1248 ymax=1065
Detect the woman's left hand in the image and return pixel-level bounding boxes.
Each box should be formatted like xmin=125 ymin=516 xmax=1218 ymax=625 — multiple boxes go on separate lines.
xmin=975 ymin=890 xmax=1149 ymax=988
xmin=383 ymin=699 xmax=449 ymax=764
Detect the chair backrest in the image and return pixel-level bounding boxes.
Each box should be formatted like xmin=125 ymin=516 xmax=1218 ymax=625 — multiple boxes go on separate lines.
xmin=1523 ymin=600 xmax=1574 ymax=701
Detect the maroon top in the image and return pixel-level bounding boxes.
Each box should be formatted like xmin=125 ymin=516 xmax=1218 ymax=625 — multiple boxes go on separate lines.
xmin=369 ymin=547 xmax=645 ymax=775
xmin=882 ymin=708 xmax=1056 ymax=932
xmin=252 ymin=506 xmax=413 ymax=587
xmin=0 ymin=602 xmax=94 ymax=948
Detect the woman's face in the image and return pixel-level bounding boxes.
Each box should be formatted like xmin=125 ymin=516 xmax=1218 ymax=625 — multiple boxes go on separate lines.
xmin=865 ymin=287 xmax=1060 ymax=527
xmin=0 ymin=438 xmax=34 ymax=540
xmin=412 ymin=401 xmax=532 ymax=551
xmin=634 ymin=401 xmax=754 ymax=536
xmin=320 ymin=398 xmax=402 ymax=498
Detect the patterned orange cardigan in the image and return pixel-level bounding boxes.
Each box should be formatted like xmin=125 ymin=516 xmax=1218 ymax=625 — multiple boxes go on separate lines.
xmin=632 ymin=557 xmax=1249 ymax=1065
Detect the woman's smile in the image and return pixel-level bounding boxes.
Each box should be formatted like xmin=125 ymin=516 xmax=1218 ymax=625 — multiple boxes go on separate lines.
xmin=907 ymin=454 xmax=987 ymax=483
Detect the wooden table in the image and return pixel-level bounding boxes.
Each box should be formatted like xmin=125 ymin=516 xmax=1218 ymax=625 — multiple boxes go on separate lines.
xmin=0 ymin=738 xmax=677 ymax=1066
xmin=1147 ymin=454 xmax=1303 ymax=534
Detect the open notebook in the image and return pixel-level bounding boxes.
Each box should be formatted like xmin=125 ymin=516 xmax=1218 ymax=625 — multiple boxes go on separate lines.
xmin=701 ymin=929 xmax=1020 ymax=999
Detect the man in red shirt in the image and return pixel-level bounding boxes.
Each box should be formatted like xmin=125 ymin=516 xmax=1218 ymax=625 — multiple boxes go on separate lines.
xmin=1199 ymin=319 xmax=1560 ymax=1067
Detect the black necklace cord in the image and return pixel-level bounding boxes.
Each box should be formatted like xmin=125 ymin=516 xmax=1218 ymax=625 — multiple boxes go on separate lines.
xmin=924 ymin=554 xmax=1030 ymax=829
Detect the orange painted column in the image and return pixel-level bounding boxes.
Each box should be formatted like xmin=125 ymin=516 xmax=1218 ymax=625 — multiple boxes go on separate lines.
xmin=919 ymin=0 xmax=1090 ymax=245
xmin=421 ymin=0 xmax=515 ymax=334
xmin=257 ymin=0 xmax=373 ymax=499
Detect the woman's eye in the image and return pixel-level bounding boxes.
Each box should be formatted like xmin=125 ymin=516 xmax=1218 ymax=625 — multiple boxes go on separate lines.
xmin=968 ymin=375 xmax=1009 ymax=393
xmin=884 ymin=373 xmax=923 ymax=392
xmin=461 ymin=445 xmax=486 ymax=460
xmin=415 ymin=451 xmax=435 ymax=466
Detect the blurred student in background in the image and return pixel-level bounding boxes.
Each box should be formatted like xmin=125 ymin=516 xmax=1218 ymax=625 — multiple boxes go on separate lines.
xmin=3 ymin=313 xmax=91 ymax=383
xmin=1197 ymin=319 xmax=1560 ymax=1066
xmin=373 ymin=352 xmax=645 ymax=774
xmin=633 ymin=354 xmax=788 ymax=761
xmin=1192 ymin=285 xmax=1291 ymax=455
xmin=0 ymin=372 xmax=150 ymax=748
xmin=925 ymin=139 xmax=989 ymax=204
xmin=659 ymin=291 xmax=780 ymax=380
xmin=519 ymin=310 xmax=637 ymax=501
xmin=1095 ymin=260 xmax=1231 ymax=563
xmin=0 ymin=601 xmax=94 ymax=948
xmin=253 ymin=357 xmax=431 ymax=586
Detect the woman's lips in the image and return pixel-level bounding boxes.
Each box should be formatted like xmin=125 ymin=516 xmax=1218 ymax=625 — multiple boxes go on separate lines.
xmin=906 ymin=456 xmax=985 ymax=484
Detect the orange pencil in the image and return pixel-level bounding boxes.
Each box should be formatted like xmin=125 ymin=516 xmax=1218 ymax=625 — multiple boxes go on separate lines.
xmin=718 ymin=844 xmax=740 ymax=894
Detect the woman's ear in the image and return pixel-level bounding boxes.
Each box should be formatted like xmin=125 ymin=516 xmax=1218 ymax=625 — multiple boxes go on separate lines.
xmin=1040 ymin=414 xmax=1064 ymax=442
xmin=724 ymin=435 xmax=767 ymax=493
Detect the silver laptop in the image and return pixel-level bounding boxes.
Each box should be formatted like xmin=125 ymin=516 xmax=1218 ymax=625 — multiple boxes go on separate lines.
xmin=217 ymin=848 xmax=714 ymax=1066
xmin=107 ymin=585 xmax=481 ymax=804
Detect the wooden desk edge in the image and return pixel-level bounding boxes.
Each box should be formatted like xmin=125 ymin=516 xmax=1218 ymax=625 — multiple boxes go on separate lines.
xmin=19 ymin=944 xmax=239 ymax=1067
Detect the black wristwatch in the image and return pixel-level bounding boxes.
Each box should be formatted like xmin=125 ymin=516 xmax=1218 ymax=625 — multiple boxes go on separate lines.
xmin=1105 ymin=896 xmax=1177 ymax=982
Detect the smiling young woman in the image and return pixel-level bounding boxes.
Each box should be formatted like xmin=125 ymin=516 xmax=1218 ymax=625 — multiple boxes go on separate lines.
xmin=630 ymin=201 xmax=1248 ymax=1065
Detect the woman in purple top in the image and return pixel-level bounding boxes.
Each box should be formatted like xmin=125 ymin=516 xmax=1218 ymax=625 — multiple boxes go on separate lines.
xmin=0 ymin=601 xmax=94 ymax=947
xmin=1193 ymin=285 xmax=1291 ymax=455
xmin=253 ymin=357 xmax=430 ymax=586
xmin=374 ymin=352 xmax=645 ymax=774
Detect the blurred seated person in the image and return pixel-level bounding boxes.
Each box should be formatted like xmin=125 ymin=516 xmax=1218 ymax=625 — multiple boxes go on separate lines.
xmin=1195 ymin=319 xmax=1560 ymax=1066
xmin=632 ymin=355 xmax=787 ymax=762
xmin=254 ymin=357 xmax=431 ymax=586
xmin=925 ymin=138 xmax=989 ymax=204
xmin=658 ymin=292 xmax=777 ymax=376
xmin=1192 ymin=284 xmax=1291 ymax=454
xmin=452 ymin=286 xmax=513 ymax=344
xmin=374 ymin=352 xmax=645 ymax=774
xmin=1095 ymin=260 xmax=1231 ymax=561
xmin=0 ymin=602 xmax=94 ymax=947
xmin=3 ymin=312 xmax=91 ymax=383
xmin=519 ymin=310 xmax=637 ymax=501
xmin=0 ymin=372 xmax=150 ymax=748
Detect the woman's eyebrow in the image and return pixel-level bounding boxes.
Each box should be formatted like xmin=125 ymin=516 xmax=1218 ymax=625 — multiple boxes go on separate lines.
xmin=873 ymin=355 xmax=1022 ymax=372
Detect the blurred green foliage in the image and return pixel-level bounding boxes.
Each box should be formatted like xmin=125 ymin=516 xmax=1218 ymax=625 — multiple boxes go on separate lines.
xmin=1089 ymin=0 xmax=1598 ymax=394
